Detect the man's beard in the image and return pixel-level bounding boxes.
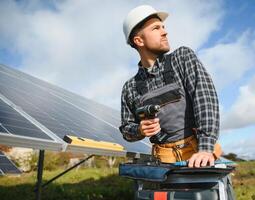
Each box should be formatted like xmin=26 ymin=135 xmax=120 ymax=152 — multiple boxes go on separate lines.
xmin=150 ymin=47 xmax=169 ymax=56
xmin=147 ymin=43 xmax=170 ymax=56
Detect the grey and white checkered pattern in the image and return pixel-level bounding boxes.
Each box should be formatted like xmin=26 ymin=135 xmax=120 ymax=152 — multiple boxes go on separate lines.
xmin=119 ymin=46 xmax=219 ymax=152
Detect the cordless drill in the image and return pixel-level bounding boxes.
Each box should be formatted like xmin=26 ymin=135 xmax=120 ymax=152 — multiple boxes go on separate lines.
xmin=136 ymin=105 xmax=168 ymax=144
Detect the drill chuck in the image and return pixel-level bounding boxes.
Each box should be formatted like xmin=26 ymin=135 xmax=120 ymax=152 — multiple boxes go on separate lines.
xmin=136 ymin=105 xmax=160 ymax=119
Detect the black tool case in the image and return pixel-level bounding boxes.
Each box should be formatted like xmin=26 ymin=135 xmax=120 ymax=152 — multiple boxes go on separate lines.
xmin=119 ymin=162 xmax=236 ymax=200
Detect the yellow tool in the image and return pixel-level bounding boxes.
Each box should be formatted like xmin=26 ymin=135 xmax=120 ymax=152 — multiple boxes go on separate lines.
xmin=63 ymin=135 xmax=125 ymax=152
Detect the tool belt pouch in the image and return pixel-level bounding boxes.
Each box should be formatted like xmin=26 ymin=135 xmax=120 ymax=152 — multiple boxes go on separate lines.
xmin=119 ymin=163 xmax=171 ymax=182
xmin=152 ymin=136 xmax=197 ymax=163
xmin=152 ymin=136 xmax=223 ymax=163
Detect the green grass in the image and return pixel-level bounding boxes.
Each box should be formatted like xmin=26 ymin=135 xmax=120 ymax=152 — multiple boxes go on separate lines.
xmin=232 ymin=161 xmax=255 ymax=200
xmin=0 ymin=161 xmax=254 ymax=200
xmin=0 ymin=168 xmax=134 ymax=200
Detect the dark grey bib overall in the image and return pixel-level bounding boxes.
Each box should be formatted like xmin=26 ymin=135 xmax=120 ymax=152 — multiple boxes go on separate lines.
xmin=135 ymin=54 xmax=196 ymax=144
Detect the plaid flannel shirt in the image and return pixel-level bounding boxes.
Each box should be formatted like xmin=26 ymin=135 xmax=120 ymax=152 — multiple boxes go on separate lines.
xmin=119 ymin=46 xmax=220 ymax=152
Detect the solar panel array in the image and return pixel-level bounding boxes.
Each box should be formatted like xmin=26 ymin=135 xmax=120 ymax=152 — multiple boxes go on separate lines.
xmin=0 ymin=151 xmax=21 ymax=175
xmin=0 ymin=64 xmax=151 ymax=156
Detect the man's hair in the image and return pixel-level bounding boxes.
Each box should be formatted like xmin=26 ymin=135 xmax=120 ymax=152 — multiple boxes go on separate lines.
xmin=129 ymin=14 xmax=162 ymax=49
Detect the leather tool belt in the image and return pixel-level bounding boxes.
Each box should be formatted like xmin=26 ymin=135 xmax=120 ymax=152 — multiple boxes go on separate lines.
xmin=152 ymin=135 xmax=222 ymax=163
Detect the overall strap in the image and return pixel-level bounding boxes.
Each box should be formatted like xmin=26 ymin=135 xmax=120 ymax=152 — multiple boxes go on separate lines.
xmin=135 ymin=53 xmax=180 ymax=95
xmin=163 ymin=54 xmax=176 ymax=84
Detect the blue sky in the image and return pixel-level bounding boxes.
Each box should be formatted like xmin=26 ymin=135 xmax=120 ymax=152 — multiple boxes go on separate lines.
xmin=0 ymin=0 xmax=254 ymax=159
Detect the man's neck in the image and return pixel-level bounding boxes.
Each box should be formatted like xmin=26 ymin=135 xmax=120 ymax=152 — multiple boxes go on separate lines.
xmin=139 ymin=51 xmax=158 ymax=68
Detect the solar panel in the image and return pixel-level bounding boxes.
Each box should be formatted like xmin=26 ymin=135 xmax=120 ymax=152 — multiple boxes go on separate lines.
xmin=0 ymin=152 xmax=21 ymax=175
xmin=0 ymin=99 xmax=52 ymax=140
xmin=0 ymin=64 xmax=151 ymax=156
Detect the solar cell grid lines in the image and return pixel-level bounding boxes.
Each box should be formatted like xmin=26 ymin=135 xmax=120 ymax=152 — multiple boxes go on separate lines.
xmin=0 ymin=72 xmax=116 ymax=141
xmin=2 ymin=64 xmax=121 ymax=127
xmin=0 ymin=64 xmax=151 ymax=155
xmin=0 ymin=151 xmax=21 ymax=175
xmin=0 ymin=98 xmax=52 ymax=140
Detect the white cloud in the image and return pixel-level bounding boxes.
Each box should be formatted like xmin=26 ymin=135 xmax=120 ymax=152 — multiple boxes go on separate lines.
xmin=82 ymin=66 xmax=137 ymax=109
xmin=164 ymin=0 xmax=223 ymax=50
xmin=198 ymin=30 xmax=255 ymax=91
xmin=0 ymin=0 xmax=223 ymax=109
xmin=197 ymin=28 xmax=255 ymax=132
xmin=221 ymin=76 xmax=255 ymax=130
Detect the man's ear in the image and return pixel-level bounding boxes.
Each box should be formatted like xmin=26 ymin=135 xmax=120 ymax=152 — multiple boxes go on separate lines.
xmin=133 ymin=35 xmax=144 ymax=48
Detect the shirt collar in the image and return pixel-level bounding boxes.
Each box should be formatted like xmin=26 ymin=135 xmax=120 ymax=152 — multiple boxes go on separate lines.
xmin=137 ymin=54 xmax=165 ymax=79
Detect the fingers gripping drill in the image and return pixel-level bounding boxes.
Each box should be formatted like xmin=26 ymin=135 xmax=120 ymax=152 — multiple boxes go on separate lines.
xmin=136 ymin=105 xmax=168 ymax=143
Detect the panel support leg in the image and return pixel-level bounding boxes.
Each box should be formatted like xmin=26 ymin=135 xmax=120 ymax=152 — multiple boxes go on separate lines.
xmin=35 ymin=150 xmax=45 ymax=200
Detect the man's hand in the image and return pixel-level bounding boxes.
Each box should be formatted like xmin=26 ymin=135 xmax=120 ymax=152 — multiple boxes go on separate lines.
xmin=139 ymin=118 xmax=161 ymax=137
xmin=188 ymin=151 xmax=215 ymax=168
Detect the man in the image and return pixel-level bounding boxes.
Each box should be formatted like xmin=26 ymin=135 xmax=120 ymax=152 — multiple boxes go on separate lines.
xmin=119 ymin=5 xmax=221 ymax=168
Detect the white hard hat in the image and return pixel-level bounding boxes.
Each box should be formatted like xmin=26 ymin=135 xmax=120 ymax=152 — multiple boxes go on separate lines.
xmin=123 ymin=5 xmax=168 ymax=45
